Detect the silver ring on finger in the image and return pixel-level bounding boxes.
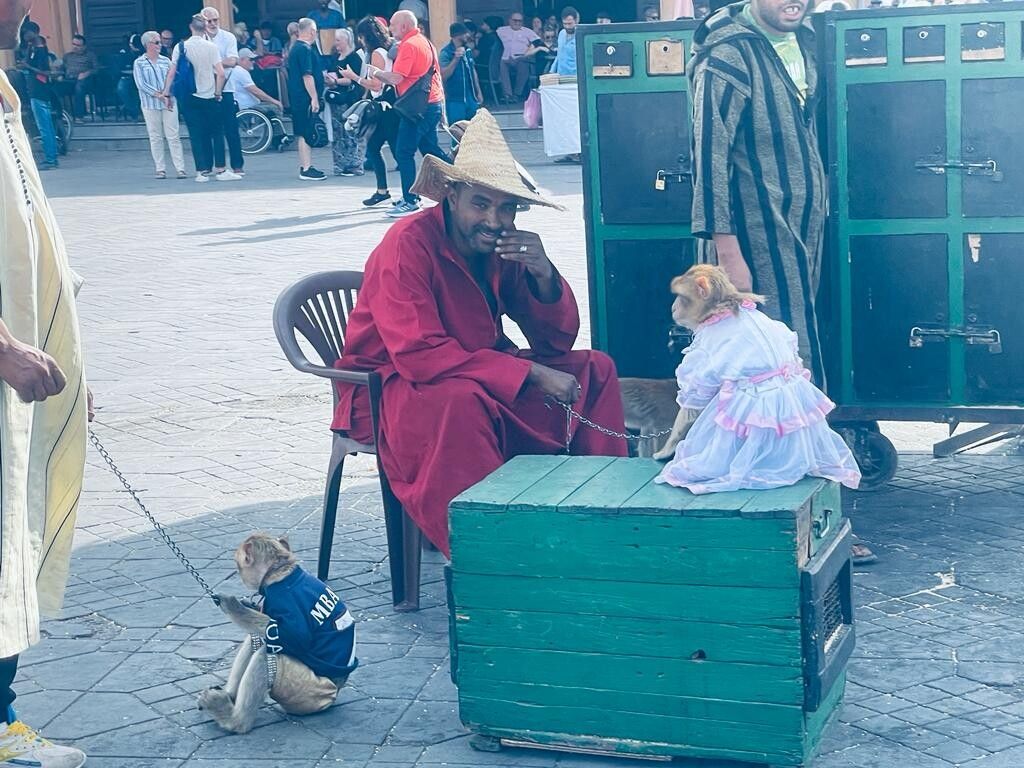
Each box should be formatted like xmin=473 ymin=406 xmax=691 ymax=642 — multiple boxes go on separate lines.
xmin=519 ymin=244 xmax=528 ymax=253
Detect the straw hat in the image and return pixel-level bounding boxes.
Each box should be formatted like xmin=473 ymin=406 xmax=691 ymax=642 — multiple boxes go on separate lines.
xmin=411 ymin=109 xmax=564 ymax=210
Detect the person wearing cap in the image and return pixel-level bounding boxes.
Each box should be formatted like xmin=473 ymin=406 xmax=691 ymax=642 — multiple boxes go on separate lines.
xmin=330 ymin=110 xmax=628 ymax=557
xmin=439 ymin=22 xmax=482 ymax=126
xmin=232 ymin=47 xmax=283 ymax=112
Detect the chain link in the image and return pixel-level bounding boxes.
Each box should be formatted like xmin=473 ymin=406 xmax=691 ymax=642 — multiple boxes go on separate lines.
xmin=89 ymin=430 xmax=217 ymax=601
xmin=546 ymin=398 xmax=673 ymax=454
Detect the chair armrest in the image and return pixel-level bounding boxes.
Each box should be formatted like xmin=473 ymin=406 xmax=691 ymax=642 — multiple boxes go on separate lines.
xmin=293 ymin=361 xmax=373 ymax=387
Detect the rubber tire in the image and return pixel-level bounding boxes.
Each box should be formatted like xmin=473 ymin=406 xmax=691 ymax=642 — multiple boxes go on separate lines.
xmin=237 ymin=109 xmax=273 ymax=154
xmin=55 ymin=110 xmax=72 ymax=155
xmin=848 ymin=428 xmax=898 ymax=491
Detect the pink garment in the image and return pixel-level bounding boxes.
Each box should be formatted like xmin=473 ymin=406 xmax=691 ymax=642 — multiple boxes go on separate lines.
xmin=497 ymin=25 xmax=540 ymax=59
xmin=657 ymin=304 xmax=861 ymax=493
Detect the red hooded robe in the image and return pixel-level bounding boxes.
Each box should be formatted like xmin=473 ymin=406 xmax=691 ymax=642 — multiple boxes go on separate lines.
xmin=332 ymin=204 xmax=627 ymax=555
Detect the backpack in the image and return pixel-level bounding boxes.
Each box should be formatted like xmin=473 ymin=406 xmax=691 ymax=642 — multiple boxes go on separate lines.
xmin=171 ymin=40 xmax=196 ymax=100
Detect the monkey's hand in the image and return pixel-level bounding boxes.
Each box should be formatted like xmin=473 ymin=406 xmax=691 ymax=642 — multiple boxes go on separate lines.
xmin=216 ymin=594 xmax=270 ymax=633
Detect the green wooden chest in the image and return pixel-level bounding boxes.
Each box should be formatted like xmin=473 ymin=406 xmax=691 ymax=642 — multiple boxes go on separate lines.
xmin=448 ymin=455 xmax=854 ymax=766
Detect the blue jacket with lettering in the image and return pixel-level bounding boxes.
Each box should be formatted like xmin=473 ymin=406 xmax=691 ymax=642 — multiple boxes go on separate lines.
xmin=260 ymin=566 xmax=358 ymax=679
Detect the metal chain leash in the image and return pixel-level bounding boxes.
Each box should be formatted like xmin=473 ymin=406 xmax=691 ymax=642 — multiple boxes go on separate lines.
xmin=546 ymin=398 xmax=674 ymax=454
xmin=88 ymin=430 xmax=217 ymax=602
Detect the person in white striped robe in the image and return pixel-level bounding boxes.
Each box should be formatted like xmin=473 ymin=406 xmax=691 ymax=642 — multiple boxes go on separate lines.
xmin=0 ymin=3 xmax=92 ymax=765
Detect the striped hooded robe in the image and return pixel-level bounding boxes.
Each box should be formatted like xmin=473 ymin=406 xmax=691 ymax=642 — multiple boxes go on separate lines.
xmin=0 ymin=70 xmax=88 ymax=659
xmin=687 ymin=4 xmax=827 ymax=385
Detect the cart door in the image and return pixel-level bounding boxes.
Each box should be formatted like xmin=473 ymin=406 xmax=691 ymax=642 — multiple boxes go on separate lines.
xmin=823 ymin=6 xmax=1024 ymax=410
xmin=579 ymin=22 xmax=700 ymax=379
xmin=961 ymin=76 xmax=1024 ymax=405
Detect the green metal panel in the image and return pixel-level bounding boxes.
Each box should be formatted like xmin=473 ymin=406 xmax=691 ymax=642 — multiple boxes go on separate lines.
xmin=578 ymin=21 xmax=699 ymax=379
xmin=820 ymin=3 xmax=1024 ymax=414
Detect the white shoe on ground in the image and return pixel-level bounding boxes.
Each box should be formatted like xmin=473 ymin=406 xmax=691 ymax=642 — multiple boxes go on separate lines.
xmin=0 ymin=720 xmax=87 ymax=768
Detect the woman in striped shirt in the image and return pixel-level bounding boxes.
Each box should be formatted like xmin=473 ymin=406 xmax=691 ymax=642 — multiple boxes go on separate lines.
xmin=133 ymin=31 xmax=187 ymax=179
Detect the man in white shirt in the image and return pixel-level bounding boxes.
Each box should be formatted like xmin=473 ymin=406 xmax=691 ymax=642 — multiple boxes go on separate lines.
xmin=496 ymin=12 xmax=540 ymax=102
xmin=232 ymin=48 xmax=283 ymax=111
xmin=164 ymin=14 xmax=225 ymax=182
xmin=201 ymin=5 xmax=244 ymax=179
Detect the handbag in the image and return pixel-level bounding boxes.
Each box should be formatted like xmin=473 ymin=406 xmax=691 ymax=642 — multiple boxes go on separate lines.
xmin=393 ymin=44 xmax=438 ymax=122
xmin=523 ymin=89 xmax=542 ymax=129
xmin=304 ymin=107 xmax=329 ymax=148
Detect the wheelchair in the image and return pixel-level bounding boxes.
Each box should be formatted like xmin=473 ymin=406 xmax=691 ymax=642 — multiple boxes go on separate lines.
xmin=236 ymin=105 xmax=291 ymax=155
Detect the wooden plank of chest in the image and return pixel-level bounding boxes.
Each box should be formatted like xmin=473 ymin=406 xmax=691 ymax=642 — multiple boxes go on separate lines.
xmin=453 ymin=608 xmax=802 ymax=666
xmin=557 ymin=457 xmax=664 ymax=513
xmin=450 ymin=571 xmax=799 ymax=626
xmin=456 ymin=645 xmax=803 ymax=704
xmin=459 ymin=695 xmax=805 ymax=759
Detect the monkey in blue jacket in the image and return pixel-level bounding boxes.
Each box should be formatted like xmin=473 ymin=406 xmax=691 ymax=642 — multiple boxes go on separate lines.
xmin=198 ymin=533 xmax=358 ymax=733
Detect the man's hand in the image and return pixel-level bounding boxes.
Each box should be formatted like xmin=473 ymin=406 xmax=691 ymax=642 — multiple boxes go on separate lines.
xmin=77 ymin=72 xmax=88 ymax=80
xmin=311 ymin=97 xmax=320 ymax=113
xmin=455 ymin=46 xmax=466 ymax=59
xmin=527 ymin=362 xmax=580 ymax=404
xmin=712 ymin=233 xmax=753 ymax=292
xmin=0 ymin=338 xmax=67 ymax=404
xmin=495 ymin=230 xmax=553 ymax=281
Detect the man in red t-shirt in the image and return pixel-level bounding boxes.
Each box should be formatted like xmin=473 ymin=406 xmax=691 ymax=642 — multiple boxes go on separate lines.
xmin=368 ymin=9 xmax=451 ymax=218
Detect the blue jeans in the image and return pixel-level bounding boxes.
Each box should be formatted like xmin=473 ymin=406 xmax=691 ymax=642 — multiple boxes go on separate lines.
xmin=445 ymin=100 xmax=478 ymax=151
xmin=395 ymin=102 xmax=451 ymax=203
xmin=30 ymin=98 xmax=58 ymax=165
xmin=445 ymin=100 xmax=478 ymax=125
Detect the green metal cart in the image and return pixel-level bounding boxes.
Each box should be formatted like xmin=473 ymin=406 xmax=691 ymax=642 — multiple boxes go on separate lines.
xmin=819 ymin=2 xmax=1024 ymax=477
xmin=578 ymin=8 xmax=1024 ymax=486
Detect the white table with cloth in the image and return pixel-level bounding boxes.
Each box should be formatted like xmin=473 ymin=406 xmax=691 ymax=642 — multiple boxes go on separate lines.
xmin=539 ymin=82 xmax=581 ymax=157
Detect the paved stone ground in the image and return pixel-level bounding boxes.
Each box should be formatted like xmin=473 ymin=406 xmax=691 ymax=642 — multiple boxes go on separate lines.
xmin=13 ymin=141 xmax=1024 ymax=768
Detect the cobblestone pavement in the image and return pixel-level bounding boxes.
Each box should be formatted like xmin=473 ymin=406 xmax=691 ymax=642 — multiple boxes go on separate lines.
xmin=15 ymin=144 xmax=1024 ymax=768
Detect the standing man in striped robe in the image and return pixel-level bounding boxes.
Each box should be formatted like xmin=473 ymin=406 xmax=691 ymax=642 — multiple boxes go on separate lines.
xmin=688 ymin=2 xmax=878 ymax=564
xmin=1 ymin=2 xmax=92 ymax=765
xmin=687 ymin=0 xmax=826 ymax=386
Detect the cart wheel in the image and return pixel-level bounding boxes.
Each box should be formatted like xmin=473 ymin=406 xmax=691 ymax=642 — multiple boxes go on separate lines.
xmin=844 ymin=428 xmax=898 ymax=491
xmin=469 ymin=735 xmax=502 ymax=753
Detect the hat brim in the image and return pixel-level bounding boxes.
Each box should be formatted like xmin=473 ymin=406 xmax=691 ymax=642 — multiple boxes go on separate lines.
xmin=410 ymin=155 xmax=566 ymax=211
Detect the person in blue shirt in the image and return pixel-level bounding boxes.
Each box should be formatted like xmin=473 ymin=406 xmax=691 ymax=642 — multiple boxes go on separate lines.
xmin=309 ymin=0 xmax=344 ymax=29
xmin=439 ymin=22 xmax=483 ymax=126
xmin=552 ymin=6 xmax=578 ymax=76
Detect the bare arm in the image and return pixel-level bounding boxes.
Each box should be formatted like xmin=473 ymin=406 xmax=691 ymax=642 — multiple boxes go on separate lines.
xmin=712 ymin=233 xmax=753 ymax=291
xmin=247 ymin=83 xmax=281 ymax=108
xmin=302 ymin=72 xmax=318 ymax=102
xmin=214 ymin=61 xmax=226 ymax=97
xmin=372 ymin=69 xmax=405 ymax=87
xmin=440 ymin=51 xmax=460 ymax=79
xmin=162 ymin=57 xmax=178 ymax=96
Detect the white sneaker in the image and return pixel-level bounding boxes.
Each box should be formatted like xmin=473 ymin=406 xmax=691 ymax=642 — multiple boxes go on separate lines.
xmin=195 ymin=172 xmax=209 ymax=183
xmin=0 ymin=720 xmax=87 ymax=768
xmin=216 ymin=170 xmax=243 ymax=181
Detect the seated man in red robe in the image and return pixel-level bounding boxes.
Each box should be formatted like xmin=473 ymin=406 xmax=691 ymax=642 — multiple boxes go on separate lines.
xmin=331 ymin=110 xmax=627 ymax=556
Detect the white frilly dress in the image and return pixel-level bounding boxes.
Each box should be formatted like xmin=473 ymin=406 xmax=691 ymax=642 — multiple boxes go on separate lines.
xmin=657 ymin=301 xmax=861 ymax=493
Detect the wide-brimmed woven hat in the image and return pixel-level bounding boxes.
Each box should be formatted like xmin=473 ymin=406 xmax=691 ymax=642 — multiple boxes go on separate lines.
xmin=411 ymin=109 xmax=564 ymax=210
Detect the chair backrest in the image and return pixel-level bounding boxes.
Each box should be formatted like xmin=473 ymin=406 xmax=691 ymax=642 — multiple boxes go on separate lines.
xmin=273 ymin=270 xmax=363 ymax=370
xmin=487 ymin=39 xmax=504 ymax=81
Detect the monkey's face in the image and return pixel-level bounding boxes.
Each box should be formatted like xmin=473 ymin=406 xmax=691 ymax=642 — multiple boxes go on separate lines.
xmin=671 ymin=290 xmax=705 ymax=330
xmin=234 ymin=546 xmax=265 ymax=590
